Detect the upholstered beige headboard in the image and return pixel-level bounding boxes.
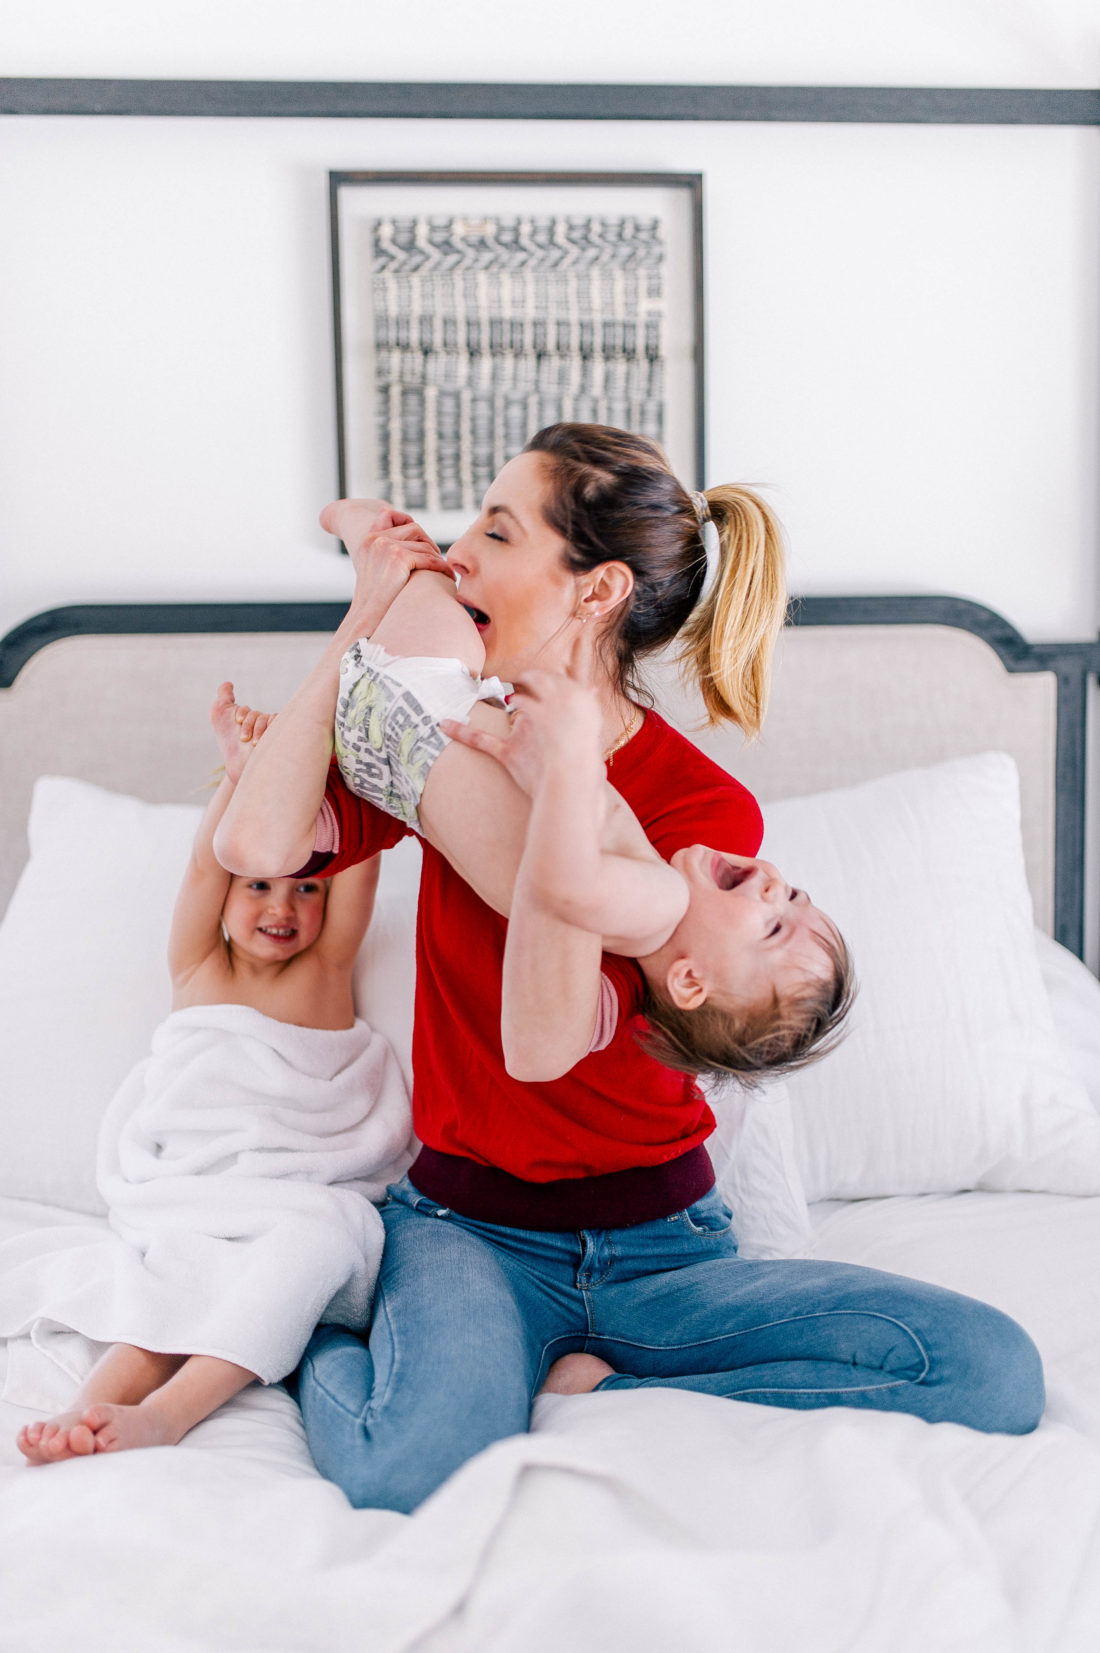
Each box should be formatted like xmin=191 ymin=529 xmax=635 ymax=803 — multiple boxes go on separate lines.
xmin=1 ymin=605 xmax=1073 ymax=948
xmin=647 ymin=622 xmax=1059 ymax=934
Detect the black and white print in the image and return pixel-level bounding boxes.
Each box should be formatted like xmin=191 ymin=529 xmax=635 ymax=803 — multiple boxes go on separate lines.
xmin=366 ymin=213 xmax=668 ymax=514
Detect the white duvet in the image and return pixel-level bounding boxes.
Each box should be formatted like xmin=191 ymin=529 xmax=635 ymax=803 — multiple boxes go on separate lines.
xmin=2 ymin=1189 xmax=1099 ymax=1653
xmin=0 ymin=1005 xmax=413 ymax=1393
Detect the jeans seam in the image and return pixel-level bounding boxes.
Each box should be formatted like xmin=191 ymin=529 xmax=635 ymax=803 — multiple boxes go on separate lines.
xmin=303 ymin=1350 xmax=368 ymax=1424
xmin=591 ymin=1310 xmax=932 ymax=1383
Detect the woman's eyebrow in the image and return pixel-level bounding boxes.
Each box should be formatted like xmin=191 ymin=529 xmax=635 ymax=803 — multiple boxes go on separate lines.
xmin=486 ymin=503 xmax=523 ymax=531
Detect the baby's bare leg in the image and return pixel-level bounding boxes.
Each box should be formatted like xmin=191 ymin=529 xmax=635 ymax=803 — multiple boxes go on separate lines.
xmin=83 ymin=1354 xmax=256 ymax=1453
xmin=17 ymin=1344 xmax=184 ymax=1465
xmin=370 ymin=570 xmax=485 ymax=677
xmin=418 ymin=704 xmax=527 ymax=916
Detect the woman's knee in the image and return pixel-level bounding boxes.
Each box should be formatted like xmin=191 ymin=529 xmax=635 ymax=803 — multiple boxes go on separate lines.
xmin=298 ymin=1326 xmax=530 ymax=1513
xmin=939 ymin=1300 xmax=1045 ymax=1435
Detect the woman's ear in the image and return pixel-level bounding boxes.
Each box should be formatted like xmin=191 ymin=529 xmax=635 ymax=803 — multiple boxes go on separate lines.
xmin=664 ymin=956 xmax=708 ymax=1012
xmin=577 ymin=560 xmax=635 ymax=623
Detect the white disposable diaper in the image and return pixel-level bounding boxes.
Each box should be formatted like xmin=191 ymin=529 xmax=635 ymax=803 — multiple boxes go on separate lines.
xmin=336 ymin=640 xmax=510 ymax=830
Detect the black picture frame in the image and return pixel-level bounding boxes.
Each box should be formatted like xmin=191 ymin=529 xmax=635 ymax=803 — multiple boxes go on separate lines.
xmin=329 ymin=170 xmax=704 ymax=546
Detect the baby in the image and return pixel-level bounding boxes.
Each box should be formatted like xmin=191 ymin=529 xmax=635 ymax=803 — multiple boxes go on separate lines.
xmin=14 ymin=688 xmax=411 ymax=1465
xmin=326 ymin=519 xmax=853 ymax=1087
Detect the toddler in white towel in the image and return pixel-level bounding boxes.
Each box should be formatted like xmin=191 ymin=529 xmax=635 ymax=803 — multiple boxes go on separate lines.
xmin=15 ymin=686 xmax=404 ymax=1465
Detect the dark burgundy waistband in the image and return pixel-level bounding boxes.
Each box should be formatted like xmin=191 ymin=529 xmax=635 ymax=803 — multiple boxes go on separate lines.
xmin=407 ymin=1144 xmax=715 ymax=1231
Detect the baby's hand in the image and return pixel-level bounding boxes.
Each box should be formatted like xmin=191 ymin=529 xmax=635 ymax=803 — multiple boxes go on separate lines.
xmin=443 ymin=671 xmax=604 ymax=798
xmin=210 ymin=683 xmax=275 ymax=784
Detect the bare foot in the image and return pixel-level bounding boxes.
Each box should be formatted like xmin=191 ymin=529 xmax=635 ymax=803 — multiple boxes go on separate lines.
xmin=82 ymin=1400 xmax=183 ymax=1454
xmin=210 ymin=682 xmax=275 ymax=784
xmin=17 ymin=1409 xmax=97 ymax=1465
xmin=538 ymin=1353 xmax=617 ymax=1396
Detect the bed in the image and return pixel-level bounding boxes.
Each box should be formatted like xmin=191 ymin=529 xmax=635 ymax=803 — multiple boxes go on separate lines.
xmin=2 ymin=596 xmax=1100 ymax=1653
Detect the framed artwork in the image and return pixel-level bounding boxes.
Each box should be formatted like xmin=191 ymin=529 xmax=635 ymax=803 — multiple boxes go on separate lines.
xmin=329 ymin=171 xmax=704 ymax=546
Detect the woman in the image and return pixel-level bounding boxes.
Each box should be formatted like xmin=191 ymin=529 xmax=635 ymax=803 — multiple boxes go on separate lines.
xmin=217 ymin=424 xmax=1044 ymax=1515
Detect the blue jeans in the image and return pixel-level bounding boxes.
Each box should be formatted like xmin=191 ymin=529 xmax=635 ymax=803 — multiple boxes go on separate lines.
xmin=298 ymin=1178 xmax=1045 ymax=1514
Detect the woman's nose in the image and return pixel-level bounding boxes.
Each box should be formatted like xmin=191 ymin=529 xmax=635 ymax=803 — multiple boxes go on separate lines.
xmin=445 ymin=529 xmax=474 ymax=576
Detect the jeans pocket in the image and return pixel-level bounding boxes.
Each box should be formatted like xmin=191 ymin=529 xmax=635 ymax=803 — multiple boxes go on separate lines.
xmin=678 ymin=1189 xmax=735 ymax=1237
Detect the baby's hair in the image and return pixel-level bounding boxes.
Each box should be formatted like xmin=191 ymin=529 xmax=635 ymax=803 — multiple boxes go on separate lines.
xmin=640 ymin=925 xmax=857 ymax=1088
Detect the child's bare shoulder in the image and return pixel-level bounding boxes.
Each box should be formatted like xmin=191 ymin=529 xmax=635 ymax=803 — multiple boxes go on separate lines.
xmin=173 ymin=948 xmax=355 ymax=1029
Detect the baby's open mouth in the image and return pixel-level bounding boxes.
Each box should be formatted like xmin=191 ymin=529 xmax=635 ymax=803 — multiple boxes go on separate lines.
xmin=258 ymin=926 xmax=296 ymax=940
xmin=711 ymin=856 xmax=752 ymax=892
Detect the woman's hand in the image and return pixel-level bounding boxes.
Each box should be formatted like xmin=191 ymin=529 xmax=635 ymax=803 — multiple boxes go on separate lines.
xmin=319 ymin=499 xmax=455 ymax=621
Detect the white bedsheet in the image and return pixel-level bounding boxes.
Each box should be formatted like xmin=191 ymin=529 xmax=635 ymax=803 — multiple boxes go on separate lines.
xmin=2 ymin=1190 xmax=1099 ymax=1653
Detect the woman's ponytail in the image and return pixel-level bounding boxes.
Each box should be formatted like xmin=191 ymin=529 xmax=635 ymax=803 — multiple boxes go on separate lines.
xmin=676 ymin=485 xmax=788 ymax=735
xmin=523 ymin=426 xmax=789 ymax=734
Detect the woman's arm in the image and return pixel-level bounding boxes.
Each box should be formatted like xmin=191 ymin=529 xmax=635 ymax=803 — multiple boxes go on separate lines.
xmin=215 ymin=503 xmax=453 ymax=877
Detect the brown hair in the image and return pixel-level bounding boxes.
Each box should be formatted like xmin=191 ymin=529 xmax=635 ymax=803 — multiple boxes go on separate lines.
xmin=641 ymin=927 xmax=857 ymax=1088
xmin=524 ymin=423 xmax=788 ymax=734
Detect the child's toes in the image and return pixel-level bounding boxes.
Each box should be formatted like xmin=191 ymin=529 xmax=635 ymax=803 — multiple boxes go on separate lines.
xmin=81 ymin=1405 xmax=111 ymax=1433
xmin=68 ymin=1422 xmax=96 ymax=1455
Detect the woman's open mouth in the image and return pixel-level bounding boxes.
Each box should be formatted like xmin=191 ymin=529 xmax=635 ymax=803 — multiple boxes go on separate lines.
xmin=462 ymin=604 xmax=490 ymax=631
xmin=710 ymin=855 xmax=753 ymax=892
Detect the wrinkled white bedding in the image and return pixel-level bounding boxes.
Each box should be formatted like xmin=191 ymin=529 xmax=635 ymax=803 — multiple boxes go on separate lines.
xmin=2 ymin=1189 xmax=1099 ymax=1653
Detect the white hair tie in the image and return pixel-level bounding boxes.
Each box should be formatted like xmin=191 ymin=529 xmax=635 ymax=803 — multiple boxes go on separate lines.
xmin=689 ymin=489 xmax=711 ymax=524
xmin=697 ymin=518 xmax=721 ymax=603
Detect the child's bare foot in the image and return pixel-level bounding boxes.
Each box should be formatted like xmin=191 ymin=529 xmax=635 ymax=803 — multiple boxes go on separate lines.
xmin=538 ymin=1353 xmax=617 ymax=1395
xmin=210 ymin=682 xmax=275 ymax=783
xmin=82 ymin=1401 xmax=184 ymax=1453
xmin=17 ymin=1409 xmax=97 ymax=1465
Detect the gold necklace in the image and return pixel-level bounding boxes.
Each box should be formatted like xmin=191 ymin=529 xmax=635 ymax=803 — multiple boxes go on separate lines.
xmin=604 ymin=703 xmax=642 ymax=763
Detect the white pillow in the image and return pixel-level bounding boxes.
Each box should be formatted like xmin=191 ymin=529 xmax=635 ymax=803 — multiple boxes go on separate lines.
xmin=0 ymin=779 xmax=201 ymax=1214
xmin=704 ymin=1080 xmax=815 ymax=1258
xmin=1034 ymin=927 xmax=1100 ymax=1113
xmin=762 ymin=753 xmax=1100 ymax=1200
xmin=351 ymin=834 xmax=421 ymax=1092
xmin=0 ymin=778 xmax=420 ymax=1215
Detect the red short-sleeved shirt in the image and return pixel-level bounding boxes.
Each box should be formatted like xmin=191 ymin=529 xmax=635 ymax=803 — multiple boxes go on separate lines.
xmin=313 ymin=708 xmax=762 ymax=1184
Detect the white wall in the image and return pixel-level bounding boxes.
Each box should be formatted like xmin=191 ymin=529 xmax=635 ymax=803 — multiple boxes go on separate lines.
xmin=5 ymin=0 xmax=1099 ymax=86
xmin=1 ymin=0 xmax=1098 ymax=647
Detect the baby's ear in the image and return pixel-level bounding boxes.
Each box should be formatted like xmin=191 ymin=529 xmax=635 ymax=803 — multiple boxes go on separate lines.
xmin=664 ymin=957 xmax=708 ymax=1012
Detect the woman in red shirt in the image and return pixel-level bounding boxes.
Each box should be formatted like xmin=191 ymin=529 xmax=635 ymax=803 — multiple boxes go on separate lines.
xmin=218 ymin=424 xmax=1043 ymax=1514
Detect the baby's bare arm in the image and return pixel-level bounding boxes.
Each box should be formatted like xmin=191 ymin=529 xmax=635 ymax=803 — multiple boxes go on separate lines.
xmin=434 ymin=682 xmax=687 ymax=955
xmin=311 ymin=854 xmax=382 ymax=970
xmin=167 ymin=775 xmax=238 ymax=986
